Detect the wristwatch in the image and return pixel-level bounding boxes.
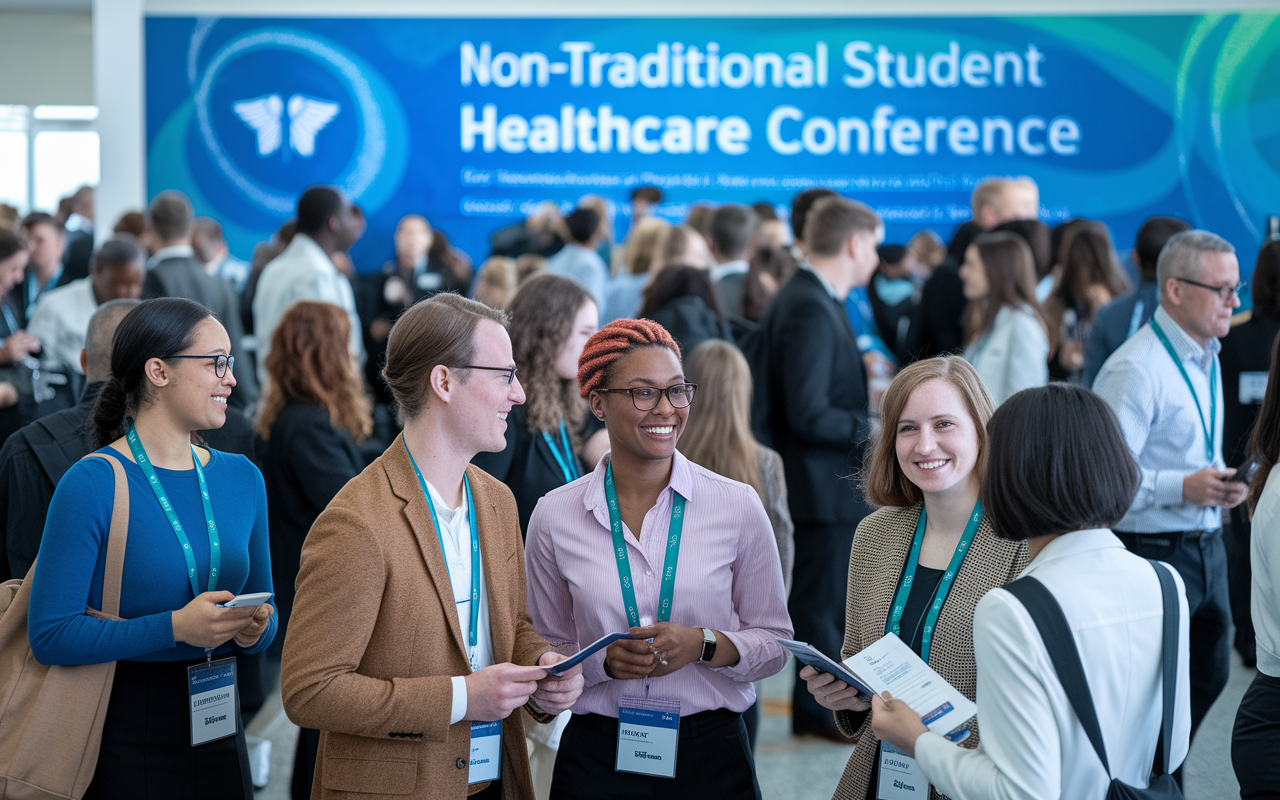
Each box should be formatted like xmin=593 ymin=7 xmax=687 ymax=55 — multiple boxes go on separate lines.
xmin=698 ymin=628 xmax=717 ymax=662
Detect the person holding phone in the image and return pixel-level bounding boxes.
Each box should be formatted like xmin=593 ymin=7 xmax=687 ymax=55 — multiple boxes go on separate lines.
xmin=280 ymin=293 xmax=583 ymax=800
xmin=800 ymin=356 xmax=1027 ymax=800
xmin=27 ymin=297 xmax=276 ymax=799
xmin=524 ymin=318 xmax=792 ymax=799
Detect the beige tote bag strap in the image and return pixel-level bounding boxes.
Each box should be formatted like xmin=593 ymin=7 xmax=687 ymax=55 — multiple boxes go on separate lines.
xmin=81 ymin=452 xmax=130 ymax=618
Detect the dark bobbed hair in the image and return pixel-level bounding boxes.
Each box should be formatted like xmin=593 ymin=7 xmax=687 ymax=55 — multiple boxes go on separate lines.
xmin=709 ymin=203 xmax=758 ymax=261
xmin=296 ymin=186 xmax=345 ymax=238
xmin=1250 ymin=239 xmax=1280 ymax=321
xmin=1248 ymin=332 xmax=1280 ymax=515
xmin=90 ymin=297 xmax=213 ymax=447
xmin=982 ymin=383 xmax=1139 ymax=540
xmin=639 ymin=264 xmax=723 ymax=321
xmin=630 ymin=186 xmax=662 ymax=204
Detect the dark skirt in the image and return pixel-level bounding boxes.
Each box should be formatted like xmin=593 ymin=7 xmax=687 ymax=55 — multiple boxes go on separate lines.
xmin=84 ymin=657 xmax=252 ymax=800
xmin=1232 ymin=671 xmax=1280 ymax=800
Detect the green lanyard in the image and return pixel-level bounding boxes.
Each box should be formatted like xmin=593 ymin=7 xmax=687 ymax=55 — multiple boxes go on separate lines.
xmin=405 ymin=442 xmax=482 ymax=670
xmin=885 ymin=501 xmax=983 ymax=663
xmin=1150 ymin=316 xmax=1218 ymax=463
xmin=542 ymin=421 xmax=580 ymax=484
xmin=604 ymin=462 xmax=686 ymax=628
xmin=125 ymin=421 xmax=220 ymax=599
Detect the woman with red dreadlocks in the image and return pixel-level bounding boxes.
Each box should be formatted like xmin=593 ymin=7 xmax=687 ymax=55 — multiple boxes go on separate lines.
xmin=523 ymin=318 xmax=793 ymax=800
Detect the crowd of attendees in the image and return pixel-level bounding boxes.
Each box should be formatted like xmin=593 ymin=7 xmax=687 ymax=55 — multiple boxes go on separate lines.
xmin=1 ymin=172 xmax=1278 ymax=800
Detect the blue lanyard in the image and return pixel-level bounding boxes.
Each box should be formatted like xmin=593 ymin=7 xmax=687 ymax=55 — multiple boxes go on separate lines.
xmin=542 ymin=421 xmax=579 ymax=484
xmin=25 ymin=268 xmax=60 ymax=317
xmin=604 ymin=462 xmax=686 ymax=628
xmin=405 ymin=441 xmax=482 ymax=670
xmin=125 ymin=422 xmax=220 ymax=599
xmin=1150 ymin=317 xmax=1217 ymax=463
xmin=885 ymin=501 xmax=983 ymax=663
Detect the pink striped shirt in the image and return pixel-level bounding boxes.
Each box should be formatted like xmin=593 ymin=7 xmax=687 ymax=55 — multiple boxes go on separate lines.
xmin=525 ymin=450 xmax=793 ymax=717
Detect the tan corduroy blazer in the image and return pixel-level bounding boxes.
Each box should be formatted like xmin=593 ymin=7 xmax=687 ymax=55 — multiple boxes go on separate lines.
xmin=281 ymin=435 xmax=554 ymax=800
xmin=831 ymin=504 xmax=1028 ymax=800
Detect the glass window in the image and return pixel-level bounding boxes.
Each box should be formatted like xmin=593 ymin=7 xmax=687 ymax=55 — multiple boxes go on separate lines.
xmin=0 ymin=132 xmax=28 ymax=215
xmin=33 ymin=130 xmax=99 ymax=214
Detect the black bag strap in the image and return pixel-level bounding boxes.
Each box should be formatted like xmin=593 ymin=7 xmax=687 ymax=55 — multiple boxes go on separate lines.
xmin=1004 ymin=560 xmax=1180 ymax=780
xmin=1002 ymin=575 xmax=1113 ymax=775
xmin=1151 ymin=560 xmax=1178 ymax=776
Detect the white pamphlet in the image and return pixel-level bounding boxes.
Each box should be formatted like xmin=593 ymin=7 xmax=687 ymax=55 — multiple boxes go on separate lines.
xmin=842 ymin=633 xmax=976 ymax=740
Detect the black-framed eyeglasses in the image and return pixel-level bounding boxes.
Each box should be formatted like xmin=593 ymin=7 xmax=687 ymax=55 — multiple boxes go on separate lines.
xmin=595 ymin=383 xmax=697 ymax=411
xmin=163 ymin=354 xmax=234 ymax=378
xmin=1175 ymin=277 xmax=1245 ymax=302
xmin=459 ymin=364 xmax=518 ymax=385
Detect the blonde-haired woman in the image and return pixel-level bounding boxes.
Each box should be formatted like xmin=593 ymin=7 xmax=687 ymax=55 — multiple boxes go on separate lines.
xmin=604 ymin=216 xmax=669 ymax=323
xmin=680 ymin=339 xmax=793 ymax=593
xmin=799 ymin=356 xmax=1027 ymax=800
xmin=257 ymin=300 xmax=373 ymax=799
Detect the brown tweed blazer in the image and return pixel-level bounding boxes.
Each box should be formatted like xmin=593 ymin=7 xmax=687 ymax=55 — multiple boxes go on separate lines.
xmin=281 ymin=435 xmax=554 ymax=800
xmin=831 ymin=503 xmax=1028 ymax=800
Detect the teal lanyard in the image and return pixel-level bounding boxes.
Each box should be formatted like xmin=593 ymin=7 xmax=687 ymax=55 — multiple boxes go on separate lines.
xmin=885 ymin=501 xmax=983 ymax=663
xmin=542 ymin=421 xmax=580 ymax=483
xmin=125 ymin=422 xmax=220 ymax=599
xmin=1150 ymin=317 xmax=1218 ymax=463
xmin=405 ymin=442 xmax=482 ymax=670
xmin=604 ymin=462 xmax=686 ymax=627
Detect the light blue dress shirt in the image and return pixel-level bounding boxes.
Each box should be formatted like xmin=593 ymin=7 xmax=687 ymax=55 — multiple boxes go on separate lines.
xmin=1093 ymin=305 xmax=1223 ymax=533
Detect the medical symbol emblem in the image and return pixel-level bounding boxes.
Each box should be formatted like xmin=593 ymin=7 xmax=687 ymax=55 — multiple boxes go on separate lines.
xmin=232 ymin=93 xmax=340 ymax=158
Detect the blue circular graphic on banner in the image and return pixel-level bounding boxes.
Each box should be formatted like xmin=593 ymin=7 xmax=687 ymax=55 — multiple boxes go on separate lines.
xmin=192 ymin=28 xmax=407 ymax=214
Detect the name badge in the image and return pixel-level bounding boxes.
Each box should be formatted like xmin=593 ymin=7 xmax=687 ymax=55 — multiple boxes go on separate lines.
xmin=188 ymin=657 xmax=238 ymax=747
xmin=1241 ymin=372 xmax=1268 ymax=405
xmin=469 ymin=721 xmax=502 ymax=784
xmin=615 ymin=697 xmax=680 ymax=779
xmin=877 ymin=741 xmax=927 ymax=799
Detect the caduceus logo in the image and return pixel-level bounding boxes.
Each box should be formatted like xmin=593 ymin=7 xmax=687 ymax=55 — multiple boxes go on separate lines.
xmin=233 ymin=93 xmax=341 ymax=159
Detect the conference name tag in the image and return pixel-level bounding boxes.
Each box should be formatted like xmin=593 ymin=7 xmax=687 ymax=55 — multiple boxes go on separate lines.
xmin=469 ymin=721 xmax=502 ymax=784
xmin=615 ymin=698 xmax=680 ymax=779
xmin=877 ymin=741 xmax=927 ymax=799
xmin=1240 ymin=372 xmax=1268 ymax=405
xmin=188 ymin=657 xmax=238 ymax=746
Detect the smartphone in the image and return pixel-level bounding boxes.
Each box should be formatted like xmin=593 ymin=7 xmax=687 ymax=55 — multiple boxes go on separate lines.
xmin=218 ymin=592 xmax=273 ymax=608
xmin=1227 ymin=462 xmax=1256 ymax=483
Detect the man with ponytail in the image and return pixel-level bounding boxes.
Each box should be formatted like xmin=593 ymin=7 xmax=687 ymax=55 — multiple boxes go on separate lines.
xmin=280 ymin=293 xmax=583 ymax=800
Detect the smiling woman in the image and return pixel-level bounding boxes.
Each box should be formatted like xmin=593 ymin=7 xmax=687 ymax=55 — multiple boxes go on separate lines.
xmin=799 ymin=355 xmax=1027 ymax=800
xmin=27 ymin=298 xmax=276 ymax=800
xmin=524 ymin=318 xmax=793 ymax=800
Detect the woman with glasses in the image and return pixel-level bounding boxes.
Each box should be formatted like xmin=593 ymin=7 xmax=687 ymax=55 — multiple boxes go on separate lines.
xmin=28 ymin=298 xmax=275 ymax=799
xmin=800 ymin=356 xmax=1027 ymax=800
xmin=524 ymin=318 xmax=793 ymax=800
xmin=473 ymin=274 xmax=605 ymax=535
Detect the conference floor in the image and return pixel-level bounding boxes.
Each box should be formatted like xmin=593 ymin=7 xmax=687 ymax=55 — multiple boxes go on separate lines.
xmin=249 ymin=645 xmax=1253 ymax=799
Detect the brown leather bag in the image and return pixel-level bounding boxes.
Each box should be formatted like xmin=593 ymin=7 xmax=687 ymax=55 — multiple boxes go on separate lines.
xmin=0 ymin=452 xmax=130 ymax=800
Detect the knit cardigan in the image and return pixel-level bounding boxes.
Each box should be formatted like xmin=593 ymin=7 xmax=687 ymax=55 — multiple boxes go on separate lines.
xmin=831 ymin=503 xmax=1029 ymax=800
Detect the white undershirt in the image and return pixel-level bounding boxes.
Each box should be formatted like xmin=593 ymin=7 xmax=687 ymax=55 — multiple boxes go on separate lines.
xmin=423 ymin=477 xmax=494 ymax=725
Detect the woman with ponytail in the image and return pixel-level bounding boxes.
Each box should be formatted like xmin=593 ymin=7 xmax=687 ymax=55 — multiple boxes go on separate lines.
xmin=524 ymin=318 xmax=792 ymax=799
xmin=27 ymin=297 xmax=275 ymax=800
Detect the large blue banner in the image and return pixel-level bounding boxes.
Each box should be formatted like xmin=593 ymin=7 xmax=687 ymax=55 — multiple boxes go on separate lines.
xmin=146 ymin=14 xmax=1280 ymax=288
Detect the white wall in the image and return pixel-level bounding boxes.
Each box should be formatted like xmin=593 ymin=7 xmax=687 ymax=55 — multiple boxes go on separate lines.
xmin=0 ymin=12 xmax=92 ymax=105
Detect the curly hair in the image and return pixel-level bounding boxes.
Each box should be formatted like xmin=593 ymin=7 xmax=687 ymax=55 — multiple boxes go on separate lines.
xmin=257 ymin=301 xmax=372 ymax=443
xmin=578 ymin=318 xmax=681 ymax=398
xmin=507 ymin=274 xmax=593 ymax=437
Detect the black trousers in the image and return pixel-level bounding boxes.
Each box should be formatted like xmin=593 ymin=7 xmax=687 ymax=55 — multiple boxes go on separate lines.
xmin=1232 ymin=672 xmax=1280 ymax=799
xmin=551 ymin=710 xmax=760 ymax=800
xmin=84 ymin=657 xmax=252 ymax=800
xmin=1116 ymin=529 xmax=1231 ymax=738
xmin=790 ymin=520 xmax=857 ymax=731
xmin=1226 ymin=504 xmax=1257 ymax=662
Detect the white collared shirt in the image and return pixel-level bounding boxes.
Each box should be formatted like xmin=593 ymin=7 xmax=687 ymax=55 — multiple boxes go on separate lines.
xmin=26 ymin=278 xmax=97 ymax=374
xmin=710 ymin=259 xmax=749 ymax=283
xmin=915 ymin=529 xmax=1191 ymax=800
xmin=1093 ymin=305 xmax=1224 ymax=532
xmin=146 ymin=243 xmax=195 ymax=271
xmin=1248 ymin=468 xmax=1280 ymax=678
xmin=252 ymin=233 xmax=363 ymax=384
xmin=422 ymin=477 xmax=494 ymax=725
xmin=800 ymin=263 xmax=842 ymax=301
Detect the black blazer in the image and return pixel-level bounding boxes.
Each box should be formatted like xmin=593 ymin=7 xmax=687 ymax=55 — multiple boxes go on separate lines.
xmin=260 ymin=402 xmax=364 ymax=638
xmin=143 ymin=255 xmax=259 ymax=410
xmin=763 ymin=269 xmax=873 ymax=525
xmin=471 ymin=404 xmax=590 ymax=536
xmin=1221 ymin=314 xmax=1280 ymax=468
